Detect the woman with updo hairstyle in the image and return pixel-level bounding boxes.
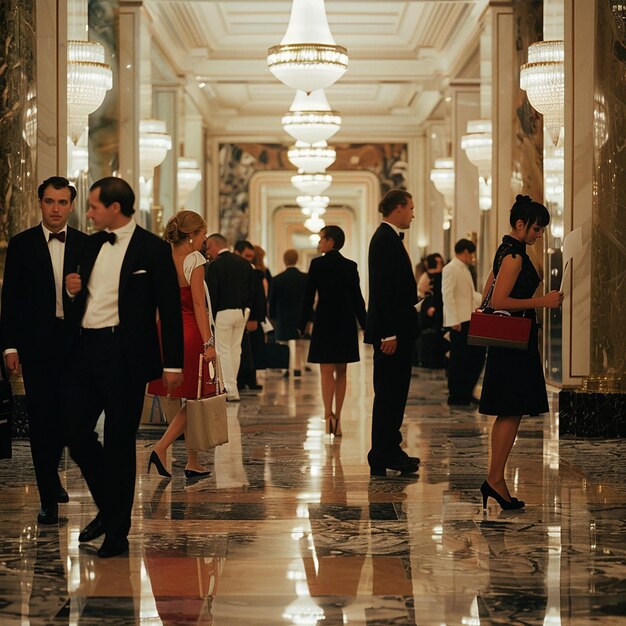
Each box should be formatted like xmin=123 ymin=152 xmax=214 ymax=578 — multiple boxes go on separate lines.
xmin=478 ymin=194 xmax=563 ymax=510
xmin=298 ymin=225 xmax=367 ymax=437
xmin=147 ymin=210 xmax=216 ymax=478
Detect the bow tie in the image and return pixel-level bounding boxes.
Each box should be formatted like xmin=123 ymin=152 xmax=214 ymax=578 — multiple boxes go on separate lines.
xmin=399 ymin=232 xmax=405 ymax=241
xmin=97 ymin=231 xmax=117 ymax=245
xmin=49 ymin=231 xmax=66 ymax=243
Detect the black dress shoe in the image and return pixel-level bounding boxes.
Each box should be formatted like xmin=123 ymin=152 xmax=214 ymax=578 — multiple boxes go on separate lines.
xmin=370 ymin=460 xmax=419 ymax=477
xmin=398 ymin=451 xmax=421 ymax=465
xmin=37 ymin=505 xmax=59 ymax=525
xmin=57 ymin=487 xmax=69 ymax=503
xmin=184 ymin=468 xmax=211 ymax=478
xmin=79 ymin=514 xmax=105 ymax=542
xmin=97 ymin=536 xmax=129 ymax=559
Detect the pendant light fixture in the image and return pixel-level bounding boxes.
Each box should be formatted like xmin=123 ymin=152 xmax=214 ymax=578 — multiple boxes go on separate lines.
xmin=268 ymin=0 xmax=348 ymax=93
xmin=461 ymin=120 xmax=492 ymax=211
xmin=304 ymin=214 xmax=325 ymax=233
xmin=292 ymin=172 xmax=332 ymax=195
xmin=282 ymin=89 xmax=341 ymax=143
xmin=177 ymin=157 xmax=202 ymax=209
xmin=139 ymin=119 xmax=172 ymax=181
xmin=288 ymin=140 xmax=336 ymax=173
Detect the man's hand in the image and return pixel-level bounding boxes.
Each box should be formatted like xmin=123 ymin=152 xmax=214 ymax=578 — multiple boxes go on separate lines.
xmin=65 ymin=272 xmax=82 ymax=296
xmin=380 ymin=338 xmax=397 ymax=355
xmin=246 ymin=320 xmax=258 ymax=332
xmin=427 ymin=307 xmax=436 ymax=317
xmin=162 ymin=371 xmax=183 ymax=394
xmin=452 ymin=324 xmax=462 ymax=332
xmin=5 ymin=353 xmax=19 ymax=375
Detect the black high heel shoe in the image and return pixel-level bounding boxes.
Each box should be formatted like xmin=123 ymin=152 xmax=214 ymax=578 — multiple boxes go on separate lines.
xmin=184 ymin=469 xmax=211 ymax=479
xmin=148 ymin=451 xmax=171 ymax=478
xmin=480 ymin=481 xmax=525 ymax=510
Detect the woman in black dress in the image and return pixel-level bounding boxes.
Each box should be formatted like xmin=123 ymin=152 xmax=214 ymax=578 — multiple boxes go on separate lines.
xmin=479 ymin=195 xmax=563 ymax=510
xmin=299 ymin=226 xmax=367 ymax=436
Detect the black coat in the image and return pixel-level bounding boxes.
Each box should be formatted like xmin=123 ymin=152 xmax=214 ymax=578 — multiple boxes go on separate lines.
xmin=299 ymin=250 xmax=366 ymax=363
xmin=0 ymin=224 xmax=87 ymax=365
xmin=67 ymin=226 xmax=184 ymax=383
xmin=270 ymin=266 xmax=307 ymax=340
xmin=205 ymin=251 xmax=254 ymax=314
xmin=364 ymin=223 xmax=419 ymax=345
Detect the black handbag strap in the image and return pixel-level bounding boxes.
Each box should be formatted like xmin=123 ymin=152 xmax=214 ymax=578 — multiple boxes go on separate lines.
xmin=480 ymin=279 xmax=496 ymax=310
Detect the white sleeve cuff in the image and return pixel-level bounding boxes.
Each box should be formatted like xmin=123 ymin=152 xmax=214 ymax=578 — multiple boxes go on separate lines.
xmin=162 ymin=368 xmax=183 ymax=373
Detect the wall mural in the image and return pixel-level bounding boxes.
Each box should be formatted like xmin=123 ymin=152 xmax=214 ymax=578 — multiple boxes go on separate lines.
xmin=0 ymin=0 xmax=37 ymax=273
xmin=218 ymin=142 xmax=408 ymax=243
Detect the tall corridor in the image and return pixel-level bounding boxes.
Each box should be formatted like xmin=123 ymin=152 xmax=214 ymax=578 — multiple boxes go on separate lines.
xmin=0 ymin=355 xmax=624 ymax=625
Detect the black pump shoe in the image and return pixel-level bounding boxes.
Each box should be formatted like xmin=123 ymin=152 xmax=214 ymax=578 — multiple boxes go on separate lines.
xmin=79 ymin=514 xmax=105 ymax=542
xmin=184 ymin=469 xmax=211 ymax=478
xmin=37 ymin=505 xmax=59 ymax=525
xmin=480 ymin=481 xmax=525 ymax=510
xmin=148 ymin=451 xmax=172 ymax=478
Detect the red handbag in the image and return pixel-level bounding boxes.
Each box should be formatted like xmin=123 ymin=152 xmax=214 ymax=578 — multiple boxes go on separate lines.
xmin=467 ymin=277 xmax=532 ymax=350
xmin=467 ymin=309 xmax=531 ymax=349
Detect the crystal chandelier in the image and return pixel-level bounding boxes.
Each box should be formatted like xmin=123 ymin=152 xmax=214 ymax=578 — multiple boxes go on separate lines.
xmin=461 ymin=120 xmax=492 ymax=211
xmin=297 ymin=195 xmax=329 ymax=209
xmin=139 ymin=119 xmax=172 ymax=181
xmin=288 ymin=141 xmax=336 ymax=173
xmin=304 ymin=214 xmax=325 ymax=233
xmin=177 ymin=157 xmax=202 ymax=208
xmin=292 ymin=171 xmax=332 ymax=195
xmin=461 ymin=120 xmax=492 ymax=180
xmin=309 ymin=233 xmax=321 ymax=245
xmin=520 ymin=40 xmax=564 ymax=146
xmin=67 ymin=40 xmax=113 ymax=143
xmin=282 ymin=89 xmax=341 ymax=143
xmin=430 ymin=158 xmax=455 ymax=208
xmin=268 ymin=0 xmax=348 ymax=93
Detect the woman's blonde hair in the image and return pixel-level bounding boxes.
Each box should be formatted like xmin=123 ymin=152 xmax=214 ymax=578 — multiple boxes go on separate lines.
xmin=163 ymin=210 xmax=207 ymax=245
xmin=253 ymin=245 xmax=267 ymax=270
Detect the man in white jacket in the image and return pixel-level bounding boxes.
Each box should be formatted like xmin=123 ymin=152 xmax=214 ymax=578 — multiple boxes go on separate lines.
xmin=442 ymin=239 xmax=485 ymax=405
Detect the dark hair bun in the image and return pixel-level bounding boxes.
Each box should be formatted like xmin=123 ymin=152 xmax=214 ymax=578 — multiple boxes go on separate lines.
xmin=515 ymin=194 xmax=533 ymax=205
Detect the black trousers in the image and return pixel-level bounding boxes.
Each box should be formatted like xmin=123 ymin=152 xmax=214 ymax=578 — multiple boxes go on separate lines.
xmin=21 ymin=319 xmax=69 ymax=508
xmin=65 ymin=331 xmax=145 ymax=540
xmin=368 ymin=338 xmax=414 ymax=467
xmin=237 ymin=330 xmax=257 ymax=386
xmin=447 ymin=321 xmax=485 ymax=403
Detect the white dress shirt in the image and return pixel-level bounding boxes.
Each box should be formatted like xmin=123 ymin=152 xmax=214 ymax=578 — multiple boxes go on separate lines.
xmin=41 ymin=223 xmax=67 ymax=319
xmin=82 ymin=220 xmax=136 ymax=329
xmin=441 ymin=257 xmax=483 ymax=327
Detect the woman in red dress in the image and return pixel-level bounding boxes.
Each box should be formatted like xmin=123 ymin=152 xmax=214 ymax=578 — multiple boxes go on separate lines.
xmin=147 ymin=211 xmax=216 ymax=478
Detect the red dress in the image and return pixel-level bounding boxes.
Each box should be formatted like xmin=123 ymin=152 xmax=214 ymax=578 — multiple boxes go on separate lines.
xmin=148 ymin=286 xmax=203 ymax=399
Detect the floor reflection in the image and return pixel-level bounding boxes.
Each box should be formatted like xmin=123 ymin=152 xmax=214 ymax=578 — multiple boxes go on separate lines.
xmin=0 ymin=362 xmax=625 ymax=625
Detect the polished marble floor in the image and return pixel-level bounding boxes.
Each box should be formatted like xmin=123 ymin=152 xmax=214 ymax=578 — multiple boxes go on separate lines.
xmin=1 ymin=352 xmax=625 ymax=625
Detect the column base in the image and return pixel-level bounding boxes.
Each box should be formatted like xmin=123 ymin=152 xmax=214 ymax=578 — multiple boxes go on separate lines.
xmin=559 ymin=390 xmax=626 ymax=437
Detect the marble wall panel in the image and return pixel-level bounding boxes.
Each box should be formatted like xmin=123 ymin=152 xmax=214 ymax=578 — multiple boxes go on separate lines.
xmin=0 ymin=0 xmax=37 ymax=273
xmin=218 ymin=143 xmax=408 ymax=244
xmin=590 ymin=2 xmax=626 ymax=384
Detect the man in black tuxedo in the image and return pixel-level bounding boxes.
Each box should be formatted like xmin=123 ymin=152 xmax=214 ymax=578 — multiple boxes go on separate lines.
xmin=364 ymin=189 xmax=420 ymax=477
xmin=64 ymin=177 xmax=183 ymax=558
xmin=234 ymin=240 xmax=265 ymax=391
xmin=1 ymin=176 xmax=87 ymax=525
xmin=205 ymin=234 xmax=254 ymax=401
xmin=270 ymin=249 xmax=308 ymax=375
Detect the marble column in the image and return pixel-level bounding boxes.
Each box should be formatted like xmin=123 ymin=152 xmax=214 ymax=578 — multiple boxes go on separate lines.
xmin=118 ymin=0 xmax=140 ymax=194
xmin=181 ymin=101 xmax=204 ymax=216
xmin=559 ymin=0 xmax=626 ymax=436
xmin=450 ymin=84 xmax=480 ymax=245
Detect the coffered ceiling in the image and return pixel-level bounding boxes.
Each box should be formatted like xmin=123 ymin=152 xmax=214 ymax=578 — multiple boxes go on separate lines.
xmin=143 ymin=0 xmax=487 ymax=141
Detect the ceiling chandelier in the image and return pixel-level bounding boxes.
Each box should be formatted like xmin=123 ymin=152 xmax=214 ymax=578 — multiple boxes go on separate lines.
xmin=430 ymin=158 xmax=455 ymax=208
xmin=297 ymin=195 xmax=329 ymax=209
xmin=461 ymin=120 xmax=492 ymax=181
xmin=282 ymin=89 xmax=341 ymax=143
xmin=292 ymin=171 xmax=332 ymax=195
xmin=268 ymin=0 xmax=348 ymax=93
xmin=288 ymin=140 xmax=336 ymax=173
xmin=304 ymin=214 xmax=325 ymax=233
xmin=520 ymin=40 xmax=564 ymax=146
xmin=67 ymin=40 xmax=113 ymax=143
xmin=139 ymin=119 xmax=172 ymax=181
xmin=177 ymin=157 xmax=202 ymax=208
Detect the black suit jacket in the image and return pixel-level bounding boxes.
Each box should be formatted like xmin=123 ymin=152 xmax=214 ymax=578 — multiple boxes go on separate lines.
xmin=364 ymin=223 xmax=418 ymax=344
xmin=68 ymin=226 xmax=183 ymax=383
xmin=0 ymin=225 xmax=87 ymax=365
xmin=270 ymin=267 xmax=308 ymax=340
xmin=205 ymin=251 xmax=254 ymax=314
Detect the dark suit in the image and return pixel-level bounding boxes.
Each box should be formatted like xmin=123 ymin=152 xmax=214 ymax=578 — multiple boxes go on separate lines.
xmin=238 ymin=268 xmax=267 ymax=387
xmin=364 ymin=223 xmax=419 ymax=468
xmin=65 ymin=225 xmax=183 ymax=540
xmin=270 ymin=266 xmax=308 ymax=341
xmin=0 ymin=225 xmax=87 ymax=508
